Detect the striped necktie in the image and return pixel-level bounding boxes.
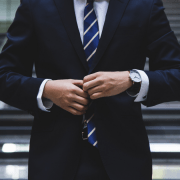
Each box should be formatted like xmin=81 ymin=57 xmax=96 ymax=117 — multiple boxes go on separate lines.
xmin=83 ymin=0 xmax=99 ymax=148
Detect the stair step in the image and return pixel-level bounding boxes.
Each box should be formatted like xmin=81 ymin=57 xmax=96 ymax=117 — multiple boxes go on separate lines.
xmin=0 ymin=135 xmax=30 ymax=144
xmin=165 ymin=9 xmax=180 ymax=15
xmin=149 ymin=135 xmax=180 ymax=143
xmin=0 ymin=151 xmax=179 ymax=160
xmin=0 ymin=127 xmax=31 ymax=135
xmin=0 ymin=152 xmax=29 ymax=159
xmin=163 ymin=3 xmax=180 ymax=9
xmin=146 ymin=127 xmax=180 ymax=135
xmin=152 ymin=152 xmax=180 ymax=159
xmin=167 ymin=16 xmax=180 ymax=21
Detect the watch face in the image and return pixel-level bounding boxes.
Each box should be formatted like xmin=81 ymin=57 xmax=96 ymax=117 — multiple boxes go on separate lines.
xmin=130 ymin=71 xmax=141 ymax=83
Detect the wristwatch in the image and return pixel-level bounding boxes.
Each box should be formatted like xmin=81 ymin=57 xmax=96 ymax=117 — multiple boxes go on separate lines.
xmin=128 ymin=70 xmax=142 ymax=95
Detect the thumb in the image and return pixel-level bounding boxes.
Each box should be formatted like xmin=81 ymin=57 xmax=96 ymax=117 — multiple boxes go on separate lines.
xmin=72 ymin=80 xmax=83 ymax=88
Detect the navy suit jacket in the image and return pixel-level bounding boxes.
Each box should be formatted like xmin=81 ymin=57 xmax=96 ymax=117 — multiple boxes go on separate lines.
xmin=0 ymin=0 xmax=180 ymax=179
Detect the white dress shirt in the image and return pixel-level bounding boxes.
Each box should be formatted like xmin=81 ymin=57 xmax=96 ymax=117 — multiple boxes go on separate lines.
xmin=37 ymin=0 xmax=149 ymax=112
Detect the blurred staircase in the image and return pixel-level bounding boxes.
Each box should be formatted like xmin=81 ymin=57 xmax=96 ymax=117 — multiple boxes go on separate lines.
xmin=164 ymin=1 xmax=180 ymax=44
xmin=0 ymin=103 xmax=180 ymax=158
xmin=0 ymin=103 xmax=180 ymax=179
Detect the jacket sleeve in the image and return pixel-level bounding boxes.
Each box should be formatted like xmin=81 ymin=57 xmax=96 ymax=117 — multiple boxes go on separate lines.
xmin=142 ymin=0 xmax=180 ymax=107
xmin=0 ymin=0 xmax=45 ymax=116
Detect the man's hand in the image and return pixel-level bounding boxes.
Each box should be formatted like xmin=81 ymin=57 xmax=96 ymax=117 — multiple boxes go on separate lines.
xmin=83 ymin=71 xmax=133 ymax=99
xmin=43 ymin=79 xmax=90 ymax=115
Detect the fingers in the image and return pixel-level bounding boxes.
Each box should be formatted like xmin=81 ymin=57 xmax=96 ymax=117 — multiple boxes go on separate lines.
xmin=73 ymin=85 xmax=90 ymax=98
xmin=72 ymin=79 xmax=83 ymax=88
xmin=83 ymin=72 xmax=100 ymax=83
xmin=67 ymin=106 xmax=85 ymax=115
xmin=70 ymin=102 xmax=88 ymax=112
xmin=90 ymin=92 xmax=103 ymax=100
xmin=73 ymin=95 xmax=90 ymax=106
xmin=87 ymin=86 xmax=103 ymax=96
xmin=83 ymin=78 xmax=101 ymax=92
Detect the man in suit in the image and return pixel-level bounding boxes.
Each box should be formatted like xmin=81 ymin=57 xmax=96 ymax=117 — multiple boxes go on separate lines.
xmin=0 ymin=0 xmax=180 ymax=179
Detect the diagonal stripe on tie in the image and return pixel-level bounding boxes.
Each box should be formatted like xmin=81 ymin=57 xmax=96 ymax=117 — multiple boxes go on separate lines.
xmin=88 ymin=127 xmax=96 ymax=137
xmin=84 ymin=19 xmax=98 ymax=35
xmin=93 ymin=141 xmax=98 ymax=147
xmin=84 ymin=31 xmax=99 ymax=50
xmin=87 ymin=48 xmax=97 ymax=61
xmin=84 ymin=9 xmax=94 ymax=20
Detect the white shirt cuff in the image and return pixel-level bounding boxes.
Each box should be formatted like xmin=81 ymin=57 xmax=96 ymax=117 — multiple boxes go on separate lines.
xmin=37 ymin=79 xmax=53 ymax=112
xmin=133 ymin=69 xmax=149 ymax=102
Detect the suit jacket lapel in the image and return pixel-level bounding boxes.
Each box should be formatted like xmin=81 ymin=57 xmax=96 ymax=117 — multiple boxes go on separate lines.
xmin=53 ymin=0 xmax=89 ymax=73
xmin=88 ymin=0 xmax=130 ymax=74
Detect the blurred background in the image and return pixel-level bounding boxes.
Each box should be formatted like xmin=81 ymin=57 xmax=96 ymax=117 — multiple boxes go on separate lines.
xmin=0 ymin=0 xmax=180 ymax=179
